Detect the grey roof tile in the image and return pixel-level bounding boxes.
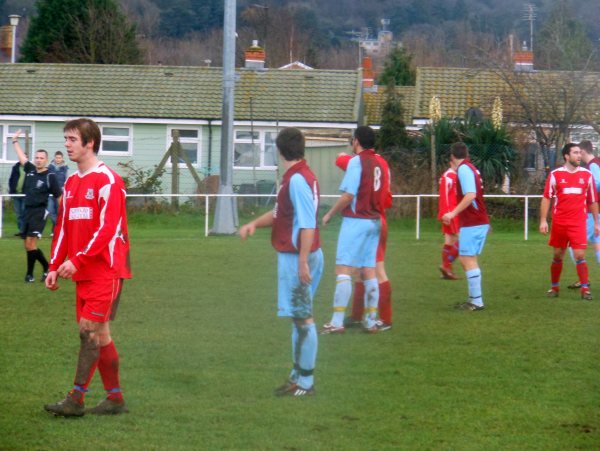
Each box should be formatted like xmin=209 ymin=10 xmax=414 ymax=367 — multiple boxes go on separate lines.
xmin=0 ymin=64 xmax=361 ymax=124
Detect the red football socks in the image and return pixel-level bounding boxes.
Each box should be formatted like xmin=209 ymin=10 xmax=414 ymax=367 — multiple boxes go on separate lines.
xmin=550 ymin=259 xmax=563 ymax=290
xmin=350 ymin=282 xmax=365 ymax=321
xmin=442 ymin=244 xmax=459 ymax=269
xmin=378 ymin=281 xmax=392 ymax=325
xmin=351 ymin=280 xmax=392 ymax=325
xmin=451 ymin=243 xmax=459 ymax=263
xmin=98 ymin=341 xmax=123 ymax=401
xmin=442 ymin=245 xmax=453 ymax=269
xmin=576 ymin=260 xmax=589 ymax=291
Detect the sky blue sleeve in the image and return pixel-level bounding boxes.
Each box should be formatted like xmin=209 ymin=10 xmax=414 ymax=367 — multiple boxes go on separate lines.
xmin=457 ymin=164 xmax=476 ymax=194
xmin=339 ymin=156 xmax=361 ymax=196
xmin=589 ymin=162 xmax=600 ymax=192
xmin=290 ymin=173 xmax=317 ymax=229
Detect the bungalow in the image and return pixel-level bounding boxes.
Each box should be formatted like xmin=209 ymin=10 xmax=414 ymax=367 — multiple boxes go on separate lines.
xmin=363 ymin=65 xmax=600 ymax=177
xmin=0 ymin=61 xmax=363 ymax=197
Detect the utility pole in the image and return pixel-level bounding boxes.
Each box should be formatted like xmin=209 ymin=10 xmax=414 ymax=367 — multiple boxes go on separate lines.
xmin=522 ymin=3 xmax=536 ymax=52
xmin=212 ymin=0 xmax=238 ymax=234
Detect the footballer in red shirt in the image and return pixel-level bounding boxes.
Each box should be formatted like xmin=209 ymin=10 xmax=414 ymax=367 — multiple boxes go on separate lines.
xmin=44 ymin=118 xmax=131 ymax=416
xmin=437 ymin=165 xmax=459 ymax=280
xmin=540 ymin=143 xmax=600 ymax=300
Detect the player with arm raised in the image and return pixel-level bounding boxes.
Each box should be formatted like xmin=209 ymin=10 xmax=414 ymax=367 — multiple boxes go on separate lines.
xmin=539 ymin=143 xmax=599 ymax=301
xmin=240 ymin=127 xmax=323 ymax=397
xmin=12 ymin=130 xmax=62 ymax=283
xmin=44 ymin=118 xmax=132 ymax=416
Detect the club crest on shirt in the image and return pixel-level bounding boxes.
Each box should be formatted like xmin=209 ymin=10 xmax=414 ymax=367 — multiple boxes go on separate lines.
xmin=579 ymin=178 xmax=584 ymax=184
xmin=85 ymin=188 xmax=95 ymax=200
xmin=560 ymin=178 xmax=566 ymax=184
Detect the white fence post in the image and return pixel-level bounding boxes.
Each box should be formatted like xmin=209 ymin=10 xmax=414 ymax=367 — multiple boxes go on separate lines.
xmin=205 ymin=194 xmax=209 ymax=237
xmin=416 ymin=195 xmax=421 ymax=240
xmin=524 ymin=196 xmax=529 ymax=241
xmin=0 ymin=195 xmax=3 ymax=239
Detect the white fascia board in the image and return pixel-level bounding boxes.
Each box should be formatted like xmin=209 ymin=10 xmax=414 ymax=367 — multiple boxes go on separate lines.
xmin=1 ymin=115 xmax=355 ymax=129
xmin=227 ymin=121 xmax=356 ymax=129
xmin=0 ymin=115 xmax=213 ymax=125
xmin=412 ymin=118 xmax=431 ymax=126
xmin=506 ymin=121 xmax=591 ymax=129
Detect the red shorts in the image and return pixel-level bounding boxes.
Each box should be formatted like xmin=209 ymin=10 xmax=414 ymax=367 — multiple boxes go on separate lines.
xmin=441 ymin=217 xmax=459 ymax=235
xmin=376 ymin=217 xmax=387 ymax=262
xmin=76 ymin=279 xmax=124 ymax=323
xmin=549 ymin=222 xmax=587 ymax=250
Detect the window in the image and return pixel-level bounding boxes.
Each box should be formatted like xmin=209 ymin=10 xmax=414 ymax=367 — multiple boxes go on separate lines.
xmin=167 ymin=127 xmax=202 ymax=167
xmin=1 ymin=124 xmax=33 ymax=162
xmin=570 ymin=131 xmax=600 ymax=154
xmin=100 ymin=125 xmax=132 ymax=156
xmin=524 ymin=143 xmax=539 ymax=170
xmin=234 ymin=129 xmax=277 ymax=169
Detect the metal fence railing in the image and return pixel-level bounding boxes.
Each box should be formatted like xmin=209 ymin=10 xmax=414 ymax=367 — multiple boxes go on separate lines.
xmin=0 ymin=193 xmax=543 ymax=240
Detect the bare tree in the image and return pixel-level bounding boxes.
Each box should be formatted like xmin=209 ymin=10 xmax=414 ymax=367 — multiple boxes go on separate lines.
xmin=141 ymin=29 xmax=224 ymax=66
xmin=120 ymin=0 xmax=161 ymax=39
xmin=483 ymin=60 xmax=600 ymax=167
xmin=67 ymin=2 xmax=142 ymax=64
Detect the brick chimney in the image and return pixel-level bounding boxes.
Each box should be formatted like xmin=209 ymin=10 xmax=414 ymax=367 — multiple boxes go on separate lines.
xmin=514 ymin=41 xmax=534 ymax=72
xmin=362 ymin=56 xmax=375 ymax=89
xmin=244 ymin=40 xmax=265 ymax=69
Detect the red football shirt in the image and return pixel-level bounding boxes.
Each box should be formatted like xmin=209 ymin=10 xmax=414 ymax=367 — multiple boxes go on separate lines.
xmin=437 ymin=168 xmax=457 ymax=219
xmin=49 ymin=163 xmax=132 ymax=281
xmin=544 ymin=166 xmax=597 ymax=226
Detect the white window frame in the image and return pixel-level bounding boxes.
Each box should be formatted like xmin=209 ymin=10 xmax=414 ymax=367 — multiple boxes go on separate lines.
xmin=523 ymin=143 xmax=539 ymax=171
xmin=570 ymin=130 xmax=600 ymax=154
xmin=1 ymin=123 xmax=35 ymax=163
xmin=99 ymin=124 xmax=132 ymax=156
xmin=233 ymin=129 xmax=278 ymax=170
xmin=166 ymin=126 xmax=202 ymax=168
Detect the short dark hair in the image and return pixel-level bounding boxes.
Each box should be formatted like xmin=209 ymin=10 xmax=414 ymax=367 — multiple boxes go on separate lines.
xmin=579 ymin=140 xmax=594 ymax=154
xmin=450 ymin=142 xmax=469 ymax=159
xmin=54 ymin=150 xmax=63 ymax=157
xmin=35 ymin=149 xmax=48 ymax=157
xmin=562 ymin=143 xmax=579 ymax=159
xmin=353 ymin=126 xmax=376 ymax=149
xmin=64 ymin=118 xmax=101 ymax=154
xmin=276 ymin=127 xmax=305 ymax=161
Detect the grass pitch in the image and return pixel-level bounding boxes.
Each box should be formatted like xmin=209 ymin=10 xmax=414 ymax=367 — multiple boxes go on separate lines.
xmin=0 ymin=211 xmax=599 ymax=450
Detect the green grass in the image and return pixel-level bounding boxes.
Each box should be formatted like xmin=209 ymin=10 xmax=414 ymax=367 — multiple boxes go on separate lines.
xmin=1 ymin=212 xmax=599 ymax=450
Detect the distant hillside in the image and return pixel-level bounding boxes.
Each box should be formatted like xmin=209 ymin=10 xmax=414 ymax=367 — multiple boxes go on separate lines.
xmin=114 ymin=0 xmax=600 ymax=44
xmin=6 ymin=0 xmax=599 ymax=43
xmin=5 ymin=0 xmax=599 ymax=69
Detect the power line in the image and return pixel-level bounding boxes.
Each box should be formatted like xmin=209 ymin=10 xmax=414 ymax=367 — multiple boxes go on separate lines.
xmin=521 ymin=3 xmax=537 ymax=52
